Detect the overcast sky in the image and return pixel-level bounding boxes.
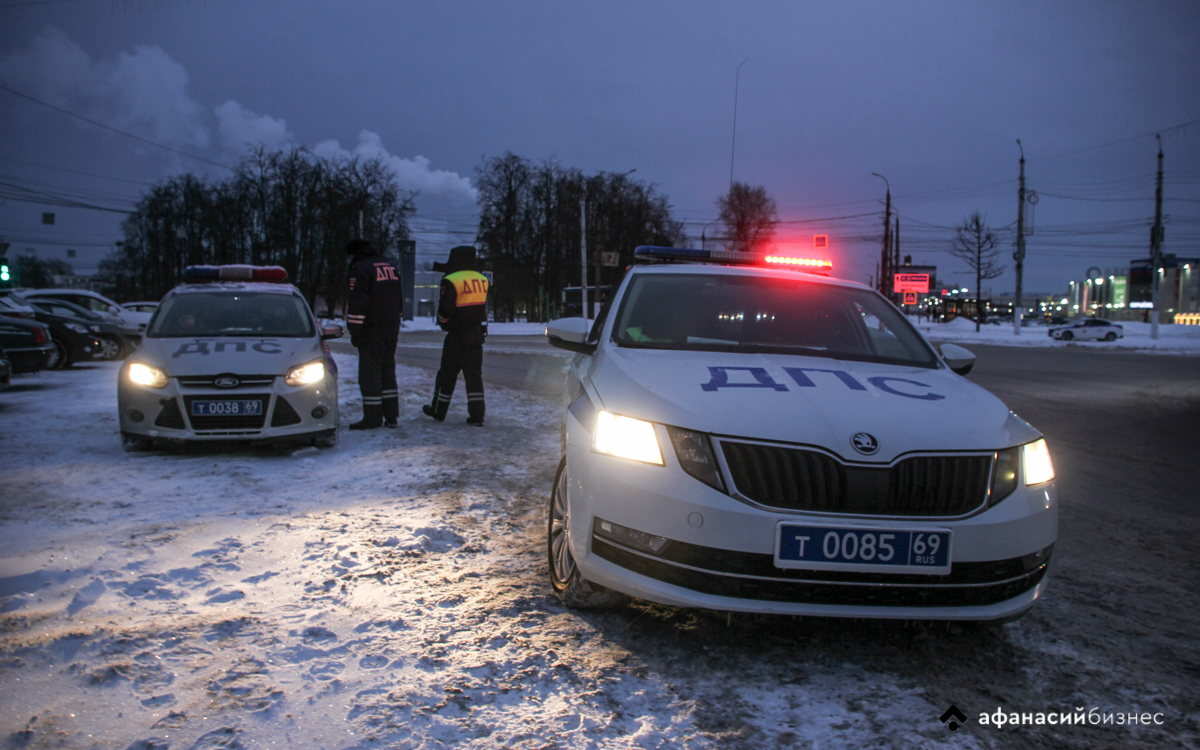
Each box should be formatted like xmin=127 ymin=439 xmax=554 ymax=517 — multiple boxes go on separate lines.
xmin=2 ymin=0 xmax=1198 ymax=295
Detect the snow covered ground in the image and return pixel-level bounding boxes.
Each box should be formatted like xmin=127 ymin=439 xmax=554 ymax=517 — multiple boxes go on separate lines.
xmin=1 ymin=320 xmax=1196 ymax=748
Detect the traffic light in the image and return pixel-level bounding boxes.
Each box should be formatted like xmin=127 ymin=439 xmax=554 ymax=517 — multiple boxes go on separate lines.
xmin=0 ymin=259 xmax=10 ymax=284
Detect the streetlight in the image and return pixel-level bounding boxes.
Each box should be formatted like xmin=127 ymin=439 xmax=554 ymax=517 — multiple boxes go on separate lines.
xmin=872 ymin=173 xmax=892 ymax=296
xmin=729 ymin=58 xmax=750 ymax=192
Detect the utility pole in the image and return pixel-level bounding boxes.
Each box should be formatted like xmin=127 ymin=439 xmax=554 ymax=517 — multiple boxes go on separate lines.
xmin=1150 ymin=135 xmax=1165 ymax=340
xmin=1013 ymin=140 xmax=1026 ymax=335
xmin=580 ymin=198 xmax=588 ymax=321
xmin=730 ymin=58 xmax=750 ymax=192
xmin=873 ymin=173 xmax=891 ymax=297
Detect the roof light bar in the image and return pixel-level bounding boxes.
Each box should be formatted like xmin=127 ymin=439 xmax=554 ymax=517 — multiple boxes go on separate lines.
xmin=633 ymin=246 xmax=832 ymax=274
xmin=184 ymin=265 xmax=289 ymax=282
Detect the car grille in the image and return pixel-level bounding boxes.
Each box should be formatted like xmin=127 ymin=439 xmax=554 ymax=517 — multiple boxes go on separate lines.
xmin=177 ymin=374 xmax=275 ymax=389
xmin=154 ymin=398 xmax=185 ymax=429
xmin=720 ymin=440 xmax=992 ymax=517
xmin=182 ymin=395 xmax=269 ymax=430
xmin=270 ymin=396 xmax=302 ymax=427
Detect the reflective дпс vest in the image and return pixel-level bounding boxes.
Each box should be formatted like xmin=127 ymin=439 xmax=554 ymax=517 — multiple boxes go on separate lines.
xmin=446 ymin=270 xmax=489 ymax=308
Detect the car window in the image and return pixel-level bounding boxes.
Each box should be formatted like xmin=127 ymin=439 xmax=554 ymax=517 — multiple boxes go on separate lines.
xmin=611 ymin=273 xmax=939 ymax=367
xmin=149 ymin=292 xmax=314 ymax=338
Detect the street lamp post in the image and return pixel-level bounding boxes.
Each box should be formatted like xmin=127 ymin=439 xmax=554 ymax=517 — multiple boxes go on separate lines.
xmin=872 ymin=173 xmax=892 ymax=297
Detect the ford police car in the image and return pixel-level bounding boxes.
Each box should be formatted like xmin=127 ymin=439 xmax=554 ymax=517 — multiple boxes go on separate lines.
xmin=118 ymin=265 xmax=342 ymax=451
xmin=544 ymin=247 xmax=1057 ymax=621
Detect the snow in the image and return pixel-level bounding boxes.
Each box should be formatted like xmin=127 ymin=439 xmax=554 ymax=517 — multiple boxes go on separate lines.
xmin=2 ymin=321 xmax=1196 ymax=748
xmin=911 ymin=316 xmax=1200 ymax=353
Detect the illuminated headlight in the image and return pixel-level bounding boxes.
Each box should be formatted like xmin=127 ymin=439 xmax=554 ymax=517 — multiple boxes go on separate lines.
xmin=128 ymin=362 xmax=168 ymax=388
xmin=593 ymin=411 xmax=663 ymax=465
xmin=1023 ymin=438 xmax=1055 ymax=486
xmin=285 ymin=360 xmax=326 ymax=387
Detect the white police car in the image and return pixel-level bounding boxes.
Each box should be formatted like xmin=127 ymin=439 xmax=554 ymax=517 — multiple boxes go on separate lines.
xmin=118 ymin=265 xmax=342 ymax=451
xmin=544 ymin=247 xmax=1057 ymax=621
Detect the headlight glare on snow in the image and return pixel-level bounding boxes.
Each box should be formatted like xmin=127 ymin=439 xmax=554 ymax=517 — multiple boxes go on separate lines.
xmin=127 ymin=362 xmax=168 ymax=388
xmin=593 ymin=411 xmax=663 ymax=465
xmin=285 ymin=360 xmax=325 ymax=386
xmin=1023 ymin=438 xmax=1055 ymax=486
xmin=667 ymin=426 xmax=725 ymax=491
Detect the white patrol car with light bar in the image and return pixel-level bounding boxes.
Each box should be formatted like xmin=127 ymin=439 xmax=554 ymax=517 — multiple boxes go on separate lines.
xmin=118 ymin=265 xmax=343 ymax=451
xmin=544 ymin=246 xmax=1057 ymax=622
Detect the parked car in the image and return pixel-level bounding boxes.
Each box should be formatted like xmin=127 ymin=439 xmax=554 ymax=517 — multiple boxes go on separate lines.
xmin=0 ymin=295 xmax=38 ymax=319
xmin=23 ymin=300 xmax=105 ymax=369
xmin=0 ymin=315 xmax=56 ymax=373
xmin=0 ymin=345 xmax=11 ymax=391
xmin=119 ymin=265 xmax=343 ymax=451
xmin=543 ymin=246 xmax=1057 ymax=623
xmin=17 ymin=288 xmax=150 ymax=347
xmin=123 ymin=301 xmax=161 ymax=315
xmin=19 ymin=296 xmax=129 ymax=362
xmin=1048 ymin=318 xmax=1124 ymax=342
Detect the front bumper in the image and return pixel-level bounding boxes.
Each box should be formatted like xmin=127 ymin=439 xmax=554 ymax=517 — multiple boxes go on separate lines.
xmin=564 ymin=440 xmax=1058 ymax=621
xmin=118 ymin=367 xmax=338 ymax=443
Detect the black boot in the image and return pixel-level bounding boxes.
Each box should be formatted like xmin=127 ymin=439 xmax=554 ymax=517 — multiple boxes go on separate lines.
xmin=422 ymin=404 xmax=444 ymax=422
xmin=351 ymin=404 xmax=383 ymax=430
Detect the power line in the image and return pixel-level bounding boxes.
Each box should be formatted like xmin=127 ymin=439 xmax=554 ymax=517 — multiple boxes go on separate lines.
xmin=0 ymin=84 xmax=233 ymax=171
xmin=1029 ymin=116 xmax=1200 ymax=164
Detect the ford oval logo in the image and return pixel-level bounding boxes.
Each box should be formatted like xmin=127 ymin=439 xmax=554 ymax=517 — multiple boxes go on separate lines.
xmin=851 ymin=432 xmax=879 ymax=455
xmin=214 ymin=376 xmax=240 ymax=388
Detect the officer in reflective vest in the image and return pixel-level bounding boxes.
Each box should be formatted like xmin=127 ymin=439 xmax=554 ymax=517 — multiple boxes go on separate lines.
xmin=345 ymin=238 xmax=402 ymax=430
xmin=423 ymin=245 xmax=489 ymax=425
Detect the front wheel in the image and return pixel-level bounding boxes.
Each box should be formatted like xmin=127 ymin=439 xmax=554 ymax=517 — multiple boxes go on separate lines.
xmin=97 ymin=336 xmax=124 ymax=361
xmin=48 ymin=338 xmax=70 ymax=370
xmin=547 ymin=458 xmax=624 ymax=609
xmin=1060 ymin=331 xmax=1074 ymax=341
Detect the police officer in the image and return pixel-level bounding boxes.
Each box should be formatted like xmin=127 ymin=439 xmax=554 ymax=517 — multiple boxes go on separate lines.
xmin=423 ymin=245 xmax=489 ymax=426
xmin=345 ymin=238 xmax=402 ymax=430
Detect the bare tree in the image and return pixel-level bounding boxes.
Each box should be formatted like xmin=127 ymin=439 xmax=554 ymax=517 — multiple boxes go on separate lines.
xmin=716 ymin=182 xmax=777 ymax=252
xmin=950 ymin=211 xmax=1005 ymax=332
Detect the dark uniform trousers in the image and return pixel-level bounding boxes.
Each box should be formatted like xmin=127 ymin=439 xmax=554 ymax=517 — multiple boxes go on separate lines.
xmin=357 ymin=334 xmax=399 ymax=423
xmin=431 ymin=325 xmax=485 ymax=421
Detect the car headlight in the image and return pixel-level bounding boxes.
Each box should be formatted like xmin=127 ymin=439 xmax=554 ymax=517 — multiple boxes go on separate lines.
xmin=667 ymin=426 xmax=725 ymax=491
xmin=128 ymin=362 xmax=168 ymax=388
xmin=593 ymin=411 xmax=663 ymax=465
xmin=65 ymin=322 xmax=88 ymax=334
xmin=285 ymin=360 xmax=325 ymax=387
xmin=1023 ymin=438 xmax=1055 ymax=486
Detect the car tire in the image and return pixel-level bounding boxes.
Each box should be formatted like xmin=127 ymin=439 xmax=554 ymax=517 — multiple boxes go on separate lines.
xmin=1104 ymin=332 xmax=1117 ymax=341
xmin=48 ymin=338 xmax=70 ymax=370
xmin=1060 ymin=331 xmax=1073 ymax=341
xmin=548 ymin=458 xmax=624 ymax=609
xmin=313 ymin=429 xmax=339 ymax=449
xmin=121 ymin=432 xmax=153 ymax=452
xmin=97 ymin=336 xmax=124 ymax=361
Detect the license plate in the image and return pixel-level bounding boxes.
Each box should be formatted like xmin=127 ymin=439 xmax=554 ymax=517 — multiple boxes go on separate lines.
xmin=190 ymin=399 xmax=263 ymax=417
xmin=775 ymin=523 xmax=952 ymax=574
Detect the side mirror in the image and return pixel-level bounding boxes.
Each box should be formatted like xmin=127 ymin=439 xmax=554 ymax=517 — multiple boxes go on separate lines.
xmin=545 ymin=317 xmax=596 ymax=355
xmin=320 ymin=323 xmax=345 ymax=340
xmin=939 ymin=343 xmax=975 ymax=376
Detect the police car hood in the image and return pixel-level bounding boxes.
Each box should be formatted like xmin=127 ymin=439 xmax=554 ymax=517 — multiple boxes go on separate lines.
xmin=141 ymin=337 xmax=323 ymax=375
xmin=590 ymin=348 xmax=1038 ymax=462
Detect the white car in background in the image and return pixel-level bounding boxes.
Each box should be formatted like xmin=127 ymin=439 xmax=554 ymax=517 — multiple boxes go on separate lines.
xmin=544 ymin=246 xmax=1058 ymax=622
xmin=118 ymin=265 xmax=343 ymax=451
xmin=1048 ymin=318 xmax=1124 ymax=342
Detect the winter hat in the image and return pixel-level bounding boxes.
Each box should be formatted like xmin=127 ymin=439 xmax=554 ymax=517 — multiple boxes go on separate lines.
xmin=346 ymin=239 xmax=372 ymax=255
xmin=434 ymin=245 xmax=477 ymax=273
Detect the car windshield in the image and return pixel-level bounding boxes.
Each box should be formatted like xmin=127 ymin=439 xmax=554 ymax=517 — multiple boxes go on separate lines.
xmin=611 ymin=272 xmax=939 ymax=367
xmin=149 ymin=292 xmax=313 ymax=338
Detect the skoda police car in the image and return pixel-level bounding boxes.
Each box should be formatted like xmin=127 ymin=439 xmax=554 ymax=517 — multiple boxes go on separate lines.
xmin=545 ymin=247 xmax=1057 ymax=621
xmin=118 ymin=265 xmax=342 ymax=451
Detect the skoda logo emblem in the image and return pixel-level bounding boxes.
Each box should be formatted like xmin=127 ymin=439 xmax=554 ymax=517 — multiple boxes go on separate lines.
xmin=851 ymin=432 xmax=879 ymax=455
xmin=214 ymin=376 xmax=240 ymax=388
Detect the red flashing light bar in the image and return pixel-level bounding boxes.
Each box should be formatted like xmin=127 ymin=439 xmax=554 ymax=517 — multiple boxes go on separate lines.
xmin=764 ymin=256 xmax=833 ymax=272
xmin=184 ymin=265 xmax=289 ymax=282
